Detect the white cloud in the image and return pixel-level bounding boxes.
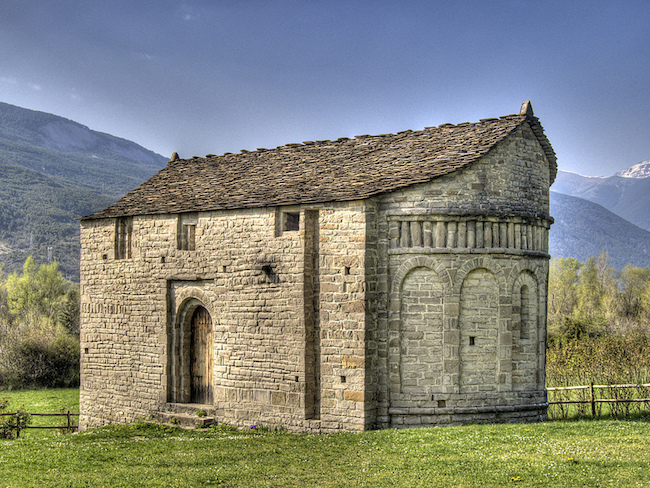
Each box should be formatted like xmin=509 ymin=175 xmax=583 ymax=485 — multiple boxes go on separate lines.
xmin=28 ymin=83 xmax=42 ymax=91
xmin=178 ymin=3 xmax=197 ymax=21
xmin=135 ymin=52 xmax=155 ymax=61
xmin=0 ymin=76 xmax=18 ymax=85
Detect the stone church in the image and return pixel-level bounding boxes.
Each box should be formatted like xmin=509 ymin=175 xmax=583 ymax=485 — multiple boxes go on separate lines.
xmin=79 ymin=101 xmax=556 ymax=432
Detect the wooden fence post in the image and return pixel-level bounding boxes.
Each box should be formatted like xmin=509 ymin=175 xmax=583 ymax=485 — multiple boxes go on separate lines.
xmin=15 ymin=413 xmax=20 ymax=438
xmin=590 ymin=382 xmax=596 ymax=417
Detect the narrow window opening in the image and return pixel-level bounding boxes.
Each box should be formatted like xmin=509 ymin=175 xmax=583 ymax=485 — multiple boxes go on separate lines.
xmin=84 ymin=348 xmax=89 ymax=355
xmin=469 ymin=336 xmax=476 ymax=346
xmin=177 ymin=213 xmax=198 ymax=250
xmin=340 ymin=375 xmax=347 ymax=383
xmin=181 ymin=224 xmax=196 ymax=250
xmin=221 ymin=265 xmax=227 ymax=273
xmin=115 ymin=217 xmax=132 ymax=260
xmin=437 ymin=399 xmax=446 ymax=408
xmin=160 ymin=256 xmax=166 ymax=263
xmin=520 ymin=285 xmax=530 ymax=340
xmin=343 ymin=266 xmax=351 ymax=275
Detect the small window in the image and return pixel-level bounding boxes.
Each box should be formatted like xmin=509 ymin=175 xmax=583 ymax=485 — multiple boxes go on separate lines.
xmin=180 ymin=223 xmax=196 ymax=250
xmin=178 ymin=213 xmax=198 ymax=250
xmin=283 ymin=212 xmax=300 ymax=232
xmin=115 ymin=217 xmax=132 ymax=260
xmin=275 ymin=207 xmax=301 ymax=236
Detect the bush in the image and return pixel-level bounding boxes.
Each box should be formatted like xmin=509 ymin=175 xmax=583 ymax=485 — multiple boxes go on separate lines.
xmin=0 ymin=398 xmax=31 ymax=439
xmin=0 ymin=257 xmax=80 ymax=389
xmin=0 ymin=324 xmax=79 ymax=389
xmin=547 ymin=331 xmax=650 ymax=387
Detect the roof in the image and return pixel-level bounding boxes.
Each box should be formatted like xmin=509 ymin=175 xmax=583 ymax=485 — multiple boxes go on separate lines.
xmin=82 ymin=104 xmax=556 ymax=221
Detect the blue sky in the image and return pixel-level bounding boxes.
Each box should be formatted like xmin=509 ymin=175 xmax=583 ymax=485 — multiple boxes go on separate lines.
xmin=1 ymin=1 xmax=648 ymax=176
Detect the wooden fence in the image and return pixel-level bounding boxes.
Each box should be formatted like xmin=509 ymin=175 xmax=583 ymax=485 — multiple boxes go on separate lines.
xmin=0 ymin=411 xmax=78 ymax=437
xmin=547 ymin=383 xmax=650 ymax=418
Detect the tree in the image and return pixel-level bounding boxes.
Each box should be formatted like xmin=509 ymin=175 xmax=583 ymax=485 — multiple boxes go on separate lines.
xmin=6 ymin=257 xmax=68 ymax=325
xmin=618 ymin=265 xmax=650 ymax=319
xmin=576 ymin=252 xmax=617 ymax=320
xmin=0 ymin=265 xmax=10 ymax=326
xmin=548 ymin=257 xmax=581 ymax=326
xmin=0 ymin=257 xmax=80 ymax=388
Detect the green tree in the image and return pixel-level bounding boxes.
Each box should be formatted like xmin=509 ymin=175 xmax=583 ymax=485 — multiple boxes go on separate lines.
xmin=548 ymin=257 xmax=582 ymax=327
xmin=618 ymin=265 xmax=650 ymax=319
xmin=6 ymin=257 xmax=68 ymax=325
xmin=57 ymin=287 xmax=80 ymax=338
xmin=0 ymin=265 xmax=10 ymax=326
xmin=576 ymin=252 xmax=617 ymax=321
xmin=0 ymin=257 xmax=80 ymax=388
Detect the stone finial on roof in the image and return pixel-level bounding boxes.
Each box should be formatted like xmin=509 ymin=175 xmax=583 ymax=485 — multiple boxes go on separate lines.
xmin=520 ymin=100 xmax=534 ymax=117
xmin=169 ymin=152 xmax=180 ymax=164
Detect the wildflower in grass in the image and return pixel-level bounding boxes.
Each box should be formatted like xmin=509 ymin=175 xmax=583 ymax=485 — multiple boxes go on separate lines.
xmin=250 ymin=424 xmax=257 ymax=429
xmin=510 ymin=476 xmax=521 ymax=482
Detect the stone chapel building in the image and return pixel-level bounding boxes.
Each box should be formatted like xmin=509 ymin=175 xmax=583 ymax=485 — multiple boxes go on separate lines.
xmin=79 ymin=101 xmax=556 ymax=432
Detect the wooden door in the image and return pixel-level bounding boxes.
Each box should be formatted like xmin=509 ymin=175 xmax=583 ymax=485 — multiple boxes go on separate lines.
xmin=190 ymin=306 xmax=213 ymax=404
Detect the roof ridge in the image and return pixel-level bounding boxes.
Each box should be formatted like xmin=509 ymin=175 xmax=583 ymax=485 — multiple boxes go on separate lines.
xmin=83 ymin=109 xmax=554 ymax=221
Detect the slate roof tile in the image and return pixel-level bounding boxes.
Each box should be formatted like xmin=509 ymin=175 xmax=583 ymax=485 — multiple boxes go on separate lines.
xmin=82 ymin=111 xmax=556 ymax=220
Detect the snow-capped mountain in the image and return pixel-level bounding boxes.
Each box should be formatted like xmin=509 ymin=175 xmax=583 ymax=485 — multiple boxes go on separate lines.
xmin=616 ymin=160 xmax=650 ymax=178
xmin=553 ymin=162 xmax=650 ymax=232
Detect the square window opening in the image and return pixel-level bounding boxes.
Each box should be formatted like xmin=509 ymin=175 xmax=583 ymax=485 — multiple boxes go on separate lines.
xmin=283 ymin=212 xmax=300 ymax=232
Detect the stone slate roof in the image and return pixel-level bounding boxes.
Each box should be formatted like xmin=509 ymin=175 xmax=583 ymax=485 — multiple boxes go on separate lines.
xmin=82 ymin=109 xmax=556 ymax=220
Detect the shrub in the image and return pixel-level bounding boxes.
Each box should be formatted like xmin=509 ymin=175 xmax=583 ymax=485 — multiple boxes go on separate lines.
xmin=0 ymin=324 xmax=79 ymax=389
xmin=0 ymin=398 xmax=31 ymax=439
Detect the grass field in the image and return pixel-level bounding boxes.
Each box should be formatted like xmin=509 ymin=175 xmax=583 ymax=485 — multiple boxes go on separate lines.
xmin=1 ymin=389 xmax=649 ymax=487
xmin=0 ymin=388 xmax=79 ymax=438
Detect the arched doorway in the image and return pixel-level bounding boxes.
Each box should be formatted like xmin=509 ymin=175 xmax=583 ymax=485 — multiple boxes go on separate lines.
xmin=190 ymin=306 xmax=213 ymax=404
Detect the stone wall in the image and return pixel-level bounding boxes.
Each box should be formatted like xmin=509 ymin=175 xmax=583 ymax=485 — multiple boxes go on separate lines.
xmin=80 ymin=201 xmax=372 ymax=432
xmin=372 ymin=124 xmax=551 ymax=428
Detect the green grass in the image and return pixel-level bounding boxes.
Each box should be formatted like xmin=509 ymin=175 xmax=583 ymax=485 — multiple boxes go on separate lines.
xmin=1 ymin=389 xmax=649 ymax=486
xmin=1 ymin=418 xmax=649 ymax=487
xmin=0 ymin=388 xmax=79 ymax=437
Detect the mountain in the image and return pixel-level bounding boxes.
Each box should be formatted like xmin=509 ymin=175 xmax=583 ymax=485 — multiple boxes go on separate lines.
xmin=0 ymin=101 xmax=166 ymax=196
xmin=616 ymin=160 xmax=650 ymax=179
xmin=549 ymin=191 xmax=650 ymax=270
xmin=553 ymin=165 xmax=650 ymax=232
xmin=0 ymin=102 xmax=167 ymax=280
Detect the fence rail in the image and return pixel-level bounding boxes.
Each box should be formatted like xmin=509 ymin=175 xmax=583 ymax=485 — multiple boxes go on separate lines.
xmin=0 ymin=411 xmax=79 ymax=437
xmin=547 ymin=383 xmax=650 ymax=417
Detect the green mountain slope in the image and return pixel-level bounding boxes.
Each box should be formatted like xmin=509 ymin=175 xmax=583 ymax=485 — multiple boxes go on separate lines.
xmin=553 ymin=169 xmax=650 ymax=232
xmin=0 ymin=101 xmax=166 ymax=195
xmin=0 ymin=162 xmax=115 ymax=280
xmin=550 ymin=191 xmax=650 ymax=269
xmin=0 ymin=102 xmax=167 ymax=280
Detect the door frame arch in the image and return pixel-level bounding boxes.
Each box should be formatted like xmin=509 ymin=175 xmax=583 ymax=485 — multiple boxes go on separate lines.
xmin=168 ymin=296 xmax=214 ymax=404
